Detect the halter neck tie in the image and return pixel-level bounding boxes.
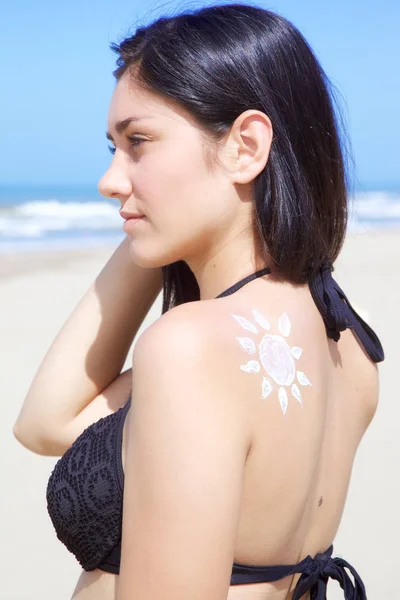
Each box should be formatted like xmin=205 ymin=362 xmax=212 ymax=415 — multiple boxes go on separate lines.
xmin=309 ymin=264 xmax=384 ymax=363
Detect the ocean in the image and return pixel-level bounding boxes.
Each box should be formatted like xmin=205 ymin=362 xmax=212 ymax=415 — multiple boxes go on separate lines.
xmin=1 ymin=183 xmax=399 ymax=253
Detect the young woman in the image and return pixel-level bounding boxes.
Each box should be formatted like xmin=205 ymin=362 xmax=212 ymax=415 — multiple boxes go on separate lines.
xmin=14 ymin=4 xmax=384 ymax=599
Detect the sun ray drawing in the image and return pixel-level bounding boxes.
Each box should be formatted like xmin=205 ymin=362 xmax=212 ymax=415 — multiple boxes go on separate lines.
xmin=232 ymin=310 xmax=312 ymax=415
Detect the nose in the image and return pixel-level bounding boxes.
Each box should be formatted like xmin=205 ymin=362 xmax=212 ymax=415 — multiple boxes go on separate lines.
xmin=97 ymin=161 xmax=132 ymax=203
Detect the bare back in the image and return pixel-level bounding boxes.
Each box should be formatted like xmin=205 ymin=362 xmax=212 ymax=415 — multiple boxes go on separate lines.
xmin=216 ymin=278 xmax=378 ymax=598
xmin=71 ymin=275 xmax=379 ymax=600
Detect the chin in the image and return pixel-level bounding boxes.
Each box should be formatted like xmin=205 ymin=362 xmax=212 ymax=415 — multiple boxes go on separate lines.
xmin=127 ymin=243 xmax=176 ymax=269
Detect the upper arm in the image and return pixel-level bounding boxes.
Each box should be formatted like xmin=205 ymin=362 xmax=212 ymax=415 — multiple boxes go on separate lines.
xmin=14 ymin=368 xmax=133 ymax=456
xmin=117 ymin=307 xmax=251 ymax=600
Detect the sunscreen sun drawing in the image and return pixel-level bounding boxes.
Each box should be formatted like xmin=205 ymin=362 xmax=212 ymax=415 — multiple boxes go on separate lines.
xmin=231 ymin=310 xmax=311 ymax=415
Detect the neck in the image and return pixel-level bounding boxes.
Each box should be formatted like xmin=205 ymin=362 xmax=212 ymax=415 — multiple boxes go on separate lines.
xmin=185 ymin=228 xmax=271 ymax=301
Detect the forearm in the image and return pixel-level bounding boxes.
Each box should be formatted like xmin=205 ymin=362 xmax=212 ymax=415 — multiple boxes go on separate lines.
xmin=14 ymin=236 xmax=162 ymax=435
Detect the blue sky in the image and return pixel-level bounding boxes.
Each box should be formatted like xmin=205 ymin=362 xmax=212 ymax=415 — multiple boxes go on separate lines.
xmin=1 ymin=0 xmax=399 ymax=190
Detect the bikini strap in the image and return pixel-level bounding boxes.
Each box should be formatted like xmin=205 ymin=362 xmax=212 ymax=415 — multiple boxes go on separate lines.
xmin=215 ymin=267 xmax=271 ymax=299
xmin=309 ymin=264 xmax=384 ymax=363
xmin=231 ymin=545 xmax=367 ymax=599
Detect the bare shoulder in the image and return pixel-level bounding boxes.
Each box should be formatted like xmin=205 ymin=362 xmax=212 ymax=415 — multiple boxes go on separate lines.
xmin=132 ymin=293 xmax=299 ymax=383
xmin=131 ymin=297 xmax=254 ymax=426
xmin=134 ymin=298 xmax=230 ymax=356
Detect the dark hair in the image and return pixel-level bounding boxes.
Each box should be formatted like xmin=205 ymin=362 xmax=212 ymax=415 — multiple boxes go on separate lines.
xmin=110 ymin=3 xmax=354 ymax=313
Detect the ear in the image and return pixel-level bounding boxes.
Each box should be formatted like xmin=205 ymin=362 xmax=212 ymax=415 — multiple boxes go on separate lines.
xmin=226 ymin=110 xmax=273 ymax=185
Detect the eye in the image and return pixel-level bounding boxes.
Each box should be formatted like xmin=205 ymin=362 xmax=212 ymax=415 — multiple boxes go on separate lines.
xmin=127 ymin=135 xmax=145 ymax=148
xmin=108 ymin=136 xmax=145 ymax=155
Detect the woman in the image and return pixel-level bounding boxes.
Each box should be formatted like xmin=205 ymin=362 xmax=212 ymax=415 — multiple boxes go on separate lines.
xmin=13 ymin=4 xmax=384 ymax=600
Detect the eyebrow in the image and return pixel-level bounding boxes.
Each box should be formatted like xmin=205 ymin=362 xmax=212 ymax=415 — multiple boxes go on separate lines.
xmin=106 ymin=116 xmax=154 ymax=141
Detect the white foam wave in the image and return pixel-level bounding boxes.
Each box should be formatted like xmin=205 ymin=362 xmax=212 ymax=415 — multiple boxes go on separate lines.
xmin=350 ymin=191 xmax=400 ymax=221
xmin=0 ymin=200 xmax=121 ymax=238
xmin=16 ymin=200 xmax=118 ymax=218
xmin=1 ymin=192 xmax=400 ymax=243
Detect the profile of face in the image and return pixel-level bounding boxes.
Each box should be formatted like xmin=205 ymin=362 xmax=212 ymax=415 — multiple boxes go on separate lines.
xmin=98 ymin=74 xmax=272 ymax=270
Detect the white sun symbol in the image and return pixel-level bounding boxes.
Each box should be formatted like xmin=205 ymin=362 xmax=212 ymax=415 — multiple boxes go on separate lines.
xmin=231 ymin=310 xmax=311 ymax=415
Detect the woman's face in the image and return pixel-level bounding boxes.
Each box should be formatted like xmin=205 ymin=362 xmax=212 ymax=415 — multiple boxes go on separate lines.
xmin=98 ymin=74 xmax=239 ymax=270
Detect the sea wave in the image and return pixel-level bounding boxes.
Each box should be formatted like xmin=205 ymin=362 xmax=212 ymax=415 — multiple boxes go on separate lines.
xmin=0 ymin=200 xmax=120 ymax=238
xmin=0 ymin=190 xmax=399 ymax=252
xmin=350 ymin=191 xmax=400 ymax=220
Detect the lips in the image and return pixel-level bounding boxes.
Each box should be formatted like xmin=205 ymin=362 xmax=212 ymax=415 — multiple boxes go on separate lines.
xmin=120 ymin=210 xmax=145 ymax=220
xmin=123 ymin=215 xmax=146 ymax=233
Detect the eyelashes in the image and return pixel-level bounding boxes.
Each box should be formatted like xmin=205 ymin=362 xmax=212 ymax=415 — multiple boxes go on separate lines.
xmin=108 ymin=136 xmax=145 ymax=155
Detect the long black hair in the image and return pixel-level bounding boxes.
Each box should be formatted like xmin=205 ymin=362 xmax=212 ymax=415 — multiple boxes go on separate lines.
xmin=109 ymin=3 xmax=353 ymax=313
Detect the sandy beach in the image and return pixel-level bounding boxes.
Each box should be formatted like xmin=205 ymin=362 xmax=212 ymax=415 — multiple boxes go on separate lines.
xmin=1 ymin=229 xmax=399 ymax=599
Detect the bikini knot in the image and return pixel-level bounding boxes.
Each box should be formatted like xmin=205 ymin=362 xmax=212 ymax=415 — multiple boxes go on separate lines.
xmin=292 ymin=545 xmax=367 ymax=600
xmin=297 ymin=545 xmax=333 ymax=589
xmin=307 ymin=262 xmax=384 ymax=362
xmin=305 ymin=546 xmax=332 ymax=576
xmin=309 ymin=263 xmax=348 ymax=342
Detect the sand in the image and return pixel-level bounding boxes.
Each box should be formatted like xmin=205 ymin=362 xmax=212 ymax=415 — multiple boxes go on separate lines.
xmin=1 ymin=230 xmax=399 ymax=599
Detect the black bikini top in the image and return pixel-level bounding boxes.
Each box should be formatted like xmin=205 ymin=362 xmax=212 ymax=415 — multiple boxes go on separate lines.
xmin=46 ymin=264 xmax=383 ymax=599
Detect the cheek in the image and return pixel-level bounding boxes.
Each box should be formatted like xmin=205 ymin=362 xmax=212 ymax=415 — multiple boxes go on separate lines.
xmin=138 ymin=141 xmax=214 ymax=227
xmin=128 ymin=138 xmax=230 ymax=265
